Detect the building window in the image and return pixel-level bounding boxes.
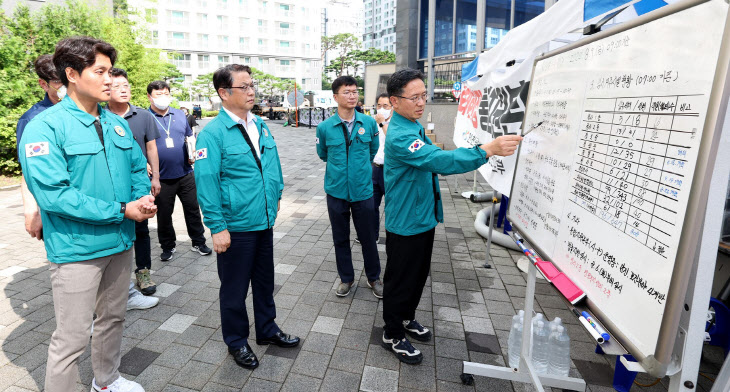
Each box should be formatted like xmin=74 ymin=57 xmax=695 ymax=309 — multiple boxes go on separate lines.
xmin=280 ymin=41 xmax=290 ymax=48
xmin=218 ymin=55 xmax=230 ymax=63
xmin=170 ymin=53 xmax=191 ymax=68
xmin=280 ymin=59 xmax=290 ymax=65
xmin=199 ymin=54 xmax=210 ymax=68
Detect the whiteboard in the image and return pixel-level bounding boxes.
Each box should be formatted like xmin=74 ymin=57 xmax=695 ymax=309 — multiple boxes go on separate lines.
xmin=506 ymin=0 xmax=730 ymax=374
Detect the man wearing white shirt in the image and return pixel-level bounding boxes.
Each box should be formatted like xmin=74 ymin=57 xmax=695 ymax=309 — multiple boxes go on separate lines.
xmin=372 ymin=93 xmax=392 ymax=241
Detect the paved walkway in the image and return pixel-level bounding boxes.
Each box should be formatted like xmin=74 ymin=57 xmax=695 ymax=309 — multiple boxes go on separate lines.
xmin=0 ymin=121 xmax=720 ymax=391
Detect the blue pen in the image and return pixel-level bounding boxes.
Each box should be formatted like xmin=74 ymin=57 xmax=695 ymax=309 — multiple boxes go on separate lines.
xmin=581 ymin=311 xmax=610 ymax=341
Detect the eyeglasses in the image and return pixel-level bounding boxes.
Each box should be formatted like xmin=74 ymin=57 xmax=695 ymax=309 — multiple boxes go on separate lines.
xmin=228 ymin=83 xmax=257 ymax=93
xmin=395 ymin=93 xmax=428 ymax=104
xmin=111 ymin=84 xmax=131 ymax=91
xmin=337 ymin=91 xmax=359 ymax=97
xmin=376 ymin=104 xmax=392 ymax=109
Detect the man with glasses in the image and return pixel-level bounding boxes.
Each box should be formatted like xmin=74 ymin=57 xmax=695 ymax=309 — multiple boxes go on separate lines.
xmin=381 ymin=69 xmax=522 ymax=365
xmin=147 ymin=80 xmax=212 ymax=261
xmin=195 ymin=64 xmax=299 ymax=370
xmin=106 ymin=68 xmax=162 ymax=301
xmin=316 ymin=76 xmax=383 ymax=299
xmin=17 ymin=55 xmax=65 ymax=241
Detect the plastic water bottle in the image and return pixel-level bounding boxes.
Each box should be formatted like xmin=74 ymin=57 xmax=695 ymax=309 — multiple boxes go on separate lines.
xmin=532 ymin=320 xmax=549 ymax=374
xmin=548 ymin=325 xmax=571 ymax=376
xmin=550 ymin=316 xmax=562 ymax=331
xmin=507 ymin=314 xmax=523 ymax=369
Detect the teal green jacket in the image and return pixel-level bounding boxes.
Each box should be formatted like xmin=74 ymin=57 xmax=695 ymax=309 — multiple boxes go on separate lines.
xmin=194 ymin=110 xmax=283 ymax=234
xmin=384 ymin=112 xmax=488 ymax=236
xmin=315 ymin=111 xmax=379 ymax=202
xmin=18 ymin=97 xmax=151 ymax=263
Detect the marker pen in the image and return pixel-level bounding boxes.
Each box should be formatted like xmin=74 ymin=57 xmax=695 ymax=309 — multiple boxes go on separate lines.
xmin=522 ymin=121 xmax=545 ymax=137
xmin=581 ymin=311 xmax=611 ymax=342
xmin=572 ymin=308 xmax=604 ymax=344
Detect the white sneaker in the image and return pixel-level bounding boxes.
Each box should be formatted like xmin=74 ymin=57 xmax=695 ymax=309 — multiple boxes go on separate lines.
xmin=127 ymin=289 xmax=159 ymax=310
xmin=91 ymin=376 xmax=144 ymax=392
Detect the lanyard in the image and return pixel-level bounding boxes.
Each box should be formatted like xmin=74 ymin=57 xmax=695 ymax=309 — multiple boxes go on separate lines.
xmin=150 ymin=109 xmax=172 ymax=138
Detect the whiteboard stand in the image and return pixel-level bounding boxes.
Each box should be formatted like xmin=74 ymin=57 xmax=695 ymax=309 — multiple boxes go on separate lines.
xmin=483 ymin=191 xmax=499 ymax=268
xmin=462 ymin=238 xmax=587 ymax=391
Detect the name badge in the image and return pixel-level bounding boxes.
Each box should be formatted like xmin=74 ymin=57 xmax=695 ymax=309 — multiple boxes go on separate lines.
xmin=165 ymin=137 xmax=174 ymax=149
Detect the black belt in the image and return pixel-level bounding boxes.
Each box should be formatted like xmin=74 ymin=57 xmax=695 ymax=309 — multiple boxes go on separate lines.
xmin=372 ymin=162 xmax=383 ymax=168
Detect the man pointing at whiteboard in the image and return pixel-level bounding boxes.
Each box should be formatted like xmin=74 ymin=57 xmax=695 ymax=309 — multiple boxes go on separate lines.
xmin=381 ymin=68 xmax=522 ymax=364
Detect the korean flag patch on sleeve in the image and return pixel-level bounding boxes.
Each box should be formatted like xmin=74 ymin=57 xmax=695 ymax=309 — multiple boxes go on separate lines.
xmin=25 ymin=142 xmax=49 ymax=158
xmin=195 ymin=148 xmax=208 ymax=160
xmin=315 ymin=137 xmax=320 ymax=145
xmin=408 ymin=139 xmax=425 ymax=153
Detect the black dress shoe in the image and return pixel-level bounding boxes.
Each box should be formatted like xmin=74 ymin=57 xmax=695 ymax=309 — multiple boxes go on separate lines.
xmin=256 ymin=331 xmax=300 ymax=348
xmin=228 ymin=344 xmax=259 ymax=369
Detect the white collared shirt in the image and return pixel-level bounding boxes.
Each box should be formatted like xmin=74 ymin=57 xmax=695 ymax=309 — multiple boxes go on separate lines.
xmin=223 ymin=107 xmax=260 ymax=157
xmin=373 ymin=117 xmax=390 ymax=165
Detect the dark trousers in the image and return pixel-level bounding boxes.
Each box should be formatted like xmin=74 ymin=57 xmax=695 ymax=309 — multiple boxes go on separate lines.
xmin=372 ymin=164 xmax=385 ymax=233
xmin=217 ymin=229 xmax=279 ymax=350
xmin=326 ymin=194 xmax=381 ymax=283
xmin=155 ymin=172 xmax=206 ymax=251
xmin=383 ymin=228 xmax=435 ymax=339
xmin=134 ymin=219 xmax=151 ymax=272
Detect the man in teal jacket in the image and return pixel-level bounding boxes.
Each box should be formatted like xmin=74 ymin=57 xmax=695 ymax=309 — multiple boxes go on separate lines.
xmin=195 ymin=64 xmax=299 ymax=371
xmin=381 ymin=69 xmax=522 ymax=365
xmin=18 ymin=37 xmax=156 ymax=392
xmin=316 ymin=75 xmax=383 ymax=298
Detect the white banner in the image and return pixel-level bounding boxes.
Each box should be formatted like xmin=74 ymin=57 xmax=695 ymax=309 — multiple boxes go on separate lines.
xmin=453 ymin=0 xmax=586 ymax=196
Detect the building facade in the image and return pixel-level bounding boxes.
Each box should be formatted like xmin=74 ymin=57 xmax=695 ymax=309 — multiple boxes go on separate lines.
xmin=362 ymin=0 xmax=396 ymax=53
xmin=128 ymin=0 xmax=324 ymax=97
xmin=322 ymin=0 xmax=365 ymax=74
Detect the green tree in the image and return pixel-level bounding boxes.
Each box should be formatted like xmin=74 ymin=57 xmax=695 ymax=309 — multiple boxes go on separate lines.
xmin=191 ymin=73 xmax=216 ymax=105
xmin=0 ymin=0 xmax=177 ymax=175
xmin=321 ymin=33 xmax=361 ymax=77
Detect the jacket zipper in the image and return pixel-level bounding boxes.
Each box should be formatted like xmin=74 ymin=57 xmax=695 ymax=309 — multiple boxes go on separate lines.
xmin=237 ymin=124 xmax=271 ymax=229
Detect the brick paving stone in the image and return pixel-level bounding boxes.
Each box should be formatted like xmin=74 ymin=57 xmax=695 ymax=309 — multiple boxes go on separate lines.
xmin=171 ymin=360 xmax=217 ymax=390
xmin=159 ymin=314 xmax=197 ymax=334
xmin=360 ymin=365 xmax=399 ymax=392
xmin=329 ymin=346 xmax=366 ymax=374
xmin=154 ymin=343 xmax=199 ymax=369
xmin=290 ymin=350 xmax=330 ymax=378
xmin=311 ymin=315 xmax=344 ymax=336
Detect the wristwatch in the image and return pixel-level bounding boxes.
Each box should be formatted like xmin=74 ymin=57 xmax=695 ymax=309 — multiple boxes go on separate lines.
xmin=120 ymin=202 xmax=126 ymax=215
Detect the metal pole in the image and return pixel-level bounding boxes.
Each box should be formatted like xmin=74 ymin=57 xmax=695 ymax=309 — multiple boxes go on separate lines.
xmin=294 ymin=82 xmax=299 ymax=128
xmin=309 ymin=107 xmax=312 ymax=129
xmin=476 ymin=0 xmax=486 ymax=53
xmin=427 ymin=0 xmax=436 ymax=101
xmin=472 ymin=170 xmax=477 ymax=193
xmin=484 ymin=191 xmax=499 ymax=268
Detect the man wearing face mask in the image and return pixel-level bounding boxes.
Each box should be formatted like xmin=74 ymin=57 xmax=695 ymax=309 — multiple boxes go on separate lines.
xmin=371 ymin=93 xmax=392 ymax=242
xmin=147 ymin=81 xmax=212 ymax=261
xmin=16 ymin=54 xmax=66 ymax=241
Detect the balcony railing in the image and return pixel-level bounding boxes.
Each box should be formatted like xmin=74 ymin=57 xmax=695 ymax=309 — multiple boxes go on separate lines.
xmin=169 ymin=38 xmax=190 ymax=48
xmin=171 ymin=60 xmax=191 ymax=68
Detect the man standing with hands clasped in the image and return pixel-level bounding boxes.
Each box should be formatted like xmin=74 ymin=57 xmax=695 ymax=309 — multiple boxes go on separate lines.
xmin=316 ymin=76 xmax=383 ymax=299
xmin=195 ymin=64 xmax=299 ymax=371
xmin=19 ymin=36 xmax=156 ymax=392
xmin=381 ymin=69 xmax=522 ymax=365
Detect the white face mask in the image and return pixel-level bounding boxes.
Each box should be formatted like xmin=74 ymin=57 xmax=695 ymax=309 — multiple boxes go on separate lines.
xmin=152 ymin=96 xmax=172 ymax=111
xmin=377 ymin=108 xmax=391 ymax=119
xmin=56 ymin=85 xmax=67 ymax=100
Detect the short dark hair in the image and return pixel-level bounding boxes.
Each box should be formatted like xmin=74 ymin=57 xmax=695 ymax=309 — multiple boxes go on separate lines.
xmin=110 ymin=67 xmax=128 ymax=79
xmin=331 ymin=75 xmax=357 ymax=94
xmin=375 ymin=93 xmax=389 ymax=105
xmin=213 ymin=64 xmax=253 ymax=98
xmin=52 ymin=36 xmax=117 ymax=87
xmin=34 ymin=55 xmax=59 ymax=82
xmin=147 ymin=80 xmax=170 ymax=95
xmin=386 ymin=68 xmax=425 ymax=97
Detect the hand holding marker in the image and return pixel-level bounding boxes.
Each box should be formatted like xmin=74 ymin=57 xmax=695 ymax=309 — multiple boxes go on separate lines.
xmin=522 ymin=121 xmax=545 ymax=136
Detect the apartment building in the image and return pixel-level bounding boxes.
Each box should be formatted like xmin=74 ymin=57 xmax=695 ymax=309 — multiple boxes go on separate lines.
xmin=362 ymin=0 xmax=396 ymax=53
xmin=128 ymin=0 xmax=324 ymax=94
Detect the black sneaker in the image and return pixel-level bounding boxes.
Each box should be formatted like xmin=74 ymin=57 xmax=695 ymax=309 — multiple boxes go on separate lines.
xmin=160 ymin=248 xmax=176 ymax=261
xmin=403 ymin=320 xmax=432 ymax=342
xmin=192 ymin=244 xmax=212 ymax=255
xmin=382 ymin=332 xmax=423 ymax=364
